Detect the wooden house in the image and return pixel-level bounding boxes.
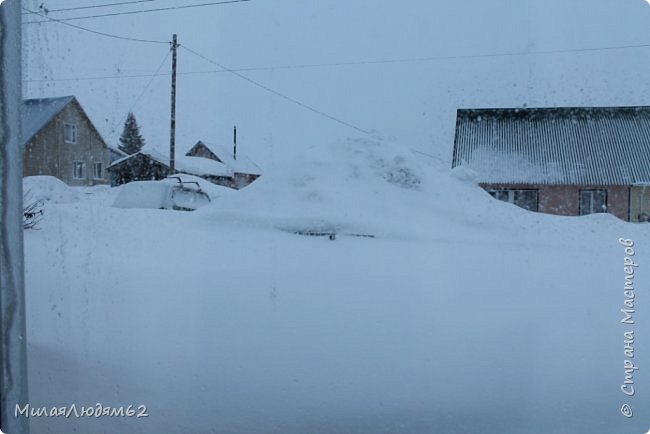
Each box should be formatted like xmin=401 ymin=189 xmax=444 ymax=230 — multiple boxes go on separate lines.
xmin=22 ymin=96 xmax=110 ymax=186
xmin=186 ymin=141 xmax=261 ymax=189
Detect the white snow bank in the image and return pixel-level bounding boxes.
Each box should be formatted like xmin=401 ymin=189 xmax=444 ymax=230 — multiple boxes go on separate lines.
xmin=112 ymin=180 xmax=174 ymax=209
xmin=450 ymin=164 xmax=479 ymax=182
xmin=23 ymin=175 xmax=79 ymax=204
xmin=163 ymin=173 xmax=234 ymax=199
xmin=112 ymin=178 xmax=213 ymax=211
xmin=200 ymin=136 xmax=517 ymax=239
xmin=23 ymin=136 xmax=650 ymax=434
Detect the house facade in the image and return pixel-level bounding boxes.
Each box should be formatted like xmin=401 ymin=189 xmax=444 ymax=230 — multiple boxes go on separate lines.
xmin=23 ymin=96 xmax=110 ymax=186
xmin=186 ymin=141 xmax=261 ymax=189
xmin=452 ymin=106 xmax=650 ymax=222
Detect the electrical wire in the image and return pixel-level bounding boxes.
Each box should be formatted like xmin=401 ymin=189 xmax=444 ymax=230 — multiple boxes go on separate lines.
xmin=25 ymin=72 xmax=169 ymax=83
xmin=22 ymin=0 xmax=158 ymax=14
xmin=128 ymin=48 xmax=171 ymax=112
xmin=24 ymin=40 xmax=650 ymax=83
xmin=181 ymin=45 xmax=373 ymax=135
xmin=23 ymin=0 xmax=252 ymax=24
xmin=411 ymin=149 xmax=452 ymax=165
xmin=21 ymin=7 xmax=170 ymax=44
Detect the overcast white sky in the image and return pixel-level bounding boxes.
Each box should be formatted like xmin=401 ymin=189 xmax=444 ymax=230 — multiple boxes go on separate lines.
xmin=20 ymin=0 xmax=650 ymax=168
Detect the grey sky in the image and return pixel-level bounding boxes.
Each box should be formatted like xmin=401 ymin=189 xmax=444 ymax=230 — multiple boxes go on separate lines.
xmin=21 ymin=0 xmax=650 ymax=168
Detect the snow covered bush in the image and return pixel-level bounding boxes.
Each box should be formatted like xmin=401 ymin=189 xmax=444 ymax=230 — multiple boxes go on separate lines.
xmin=23 ymin=190 xmax=43 ymax=230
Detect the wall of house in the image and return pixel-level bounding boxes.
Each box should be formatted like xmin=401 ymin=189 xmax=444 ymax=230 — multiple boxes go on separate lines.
xmin=480 ymin=183 xmax=630 ymax=221
xmin=108 ymin=155 xmax=171 ymax=186
xmin=233 ymin=173 xmax=260 ymax=189
xmin=201 ymin=174 xmax=237 ymax=189
xmin=187 ymin=145 xmax=218 ymax=161
xmin=23 ymin=101 xmax=110 ymax=186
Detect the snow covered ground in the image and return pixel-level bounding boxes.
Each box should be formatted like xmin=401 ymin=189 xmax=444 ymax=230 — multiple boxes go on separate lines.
xmin=23 ymin=138 xmax=650 ymax=433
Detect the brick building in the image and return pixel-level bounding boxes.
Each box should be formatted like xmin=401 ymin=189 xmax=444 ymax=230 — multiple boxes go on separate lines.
xmin=452 ymin=106 xmax=650 ymax=221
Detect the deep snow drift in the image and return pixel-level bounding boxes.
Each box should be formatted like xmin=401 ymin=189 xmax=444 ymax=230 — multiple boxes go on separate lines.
xmin=24 ymin=138 xmax=650 ymax=434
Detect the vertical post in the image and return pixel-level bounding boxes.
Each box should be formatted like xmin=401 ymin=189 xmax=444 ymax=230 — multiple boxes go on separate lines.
xmin=0 ymin=1 xmax=30 ymax=433
xmin=233 ymin=125 xmax=237 ymax=160
xmin=169 ymin=34 xmax=178 ymax=172
xmin=641 ymin=185 xmax=647 ymax=221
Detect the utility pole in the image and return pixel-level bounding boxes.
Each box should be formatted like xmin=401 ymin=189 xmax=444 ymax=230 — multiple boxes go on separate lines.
xmin=169 ymin=34 xmax=178 ymax=172
xmin=233 ymin=125 xmax=237 ymax=160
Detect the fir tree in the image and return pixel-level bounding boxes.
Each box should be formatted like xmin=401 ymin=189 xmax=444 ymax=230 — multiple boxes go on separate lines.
xmin=118 ymin=112 xmax=146 ymax=155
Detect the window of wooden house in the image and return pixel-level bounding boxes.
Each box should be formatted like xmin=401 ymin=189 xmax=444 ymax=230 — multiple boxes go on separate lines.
xmin=579 ymin=189 xmax=607 ymax=215
xmin=64 ymin=123 xmax=78 ymax=144
xmin=487 ymin=188 xmax=539 ymax=212
xmin=73 ymin=161 xmax=85 ymax=179
xmin=93 ymin=162 xmax=104 ymax=180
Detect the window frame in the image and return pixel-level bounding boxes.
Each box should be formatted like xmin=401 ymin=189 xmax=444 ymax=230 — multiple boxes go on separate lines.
xmin=487 ymin=188 xmax=539 ymax=212
xmin=579 ymin=188 xmax=608 ymax=215
xmin=93 ymin=162 xmax=104 ymax=180
xmin=64 ymin=123 xmax=78 ymax=144
xmin=73 ymin=160 xmax=85 ymax=180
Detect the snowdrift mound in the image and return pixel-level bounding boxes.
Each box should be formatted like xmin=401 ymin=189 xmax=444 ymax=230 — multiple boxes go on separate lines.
xmin=23 ymin=176 xmax=79 ymax=204
xmin=200 ymin=136 xmax=558 ymax=239
xmin=112 ymin=176 xmax=222 ymax=211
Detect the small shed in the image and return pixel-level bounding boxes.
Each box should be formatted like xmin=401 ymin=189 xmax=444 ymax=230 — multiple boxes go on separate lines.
xmin=107 ymin=150 xmax=171 ymax=186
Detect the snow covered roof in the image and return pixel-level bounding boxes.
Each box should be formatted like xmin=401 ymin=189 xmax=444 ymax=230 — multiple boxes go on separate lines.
xmin=453 ymin=106 xmax=650 ymax=185
xmin=108 ymin=149 xmax=233 ymax=177
xmin=108 ymin=146 xmax=128 ymax=163
xmin=109 ymin=146 xmax=128 ymax=157
xmin=22 ymin=96 xmax=75 ymax=144
xmin=176 ymin=155 xmax=233 ymax=177
xmin=188 ymin=141 xmax=262 ymax=175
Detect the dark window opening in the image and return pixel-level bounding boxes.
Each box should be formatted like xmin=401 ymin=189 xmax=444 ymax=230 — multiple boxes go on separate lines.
xmin=579 ymin=189 xmax=607 ymax=215
xmin=487 ymin=189 xmax=539 ymax=212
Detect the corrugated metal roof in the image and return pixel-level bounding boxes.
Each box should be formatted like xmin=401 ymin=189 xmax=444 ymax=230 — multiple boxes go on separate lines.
xmin=22 ymin=96 xmax=75 ymax=144
xmin=452 ymin=106 xmax=650 ymax=185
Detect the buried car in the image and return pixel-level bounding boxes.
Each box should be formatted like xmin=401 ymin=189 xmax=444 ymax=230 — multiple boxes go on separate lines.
xmin=112 ymin=177 xmax=211 ymax=211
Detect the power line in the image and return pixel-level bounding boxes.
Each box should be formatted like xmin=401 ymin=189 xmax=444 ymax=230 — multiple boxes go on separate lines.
xmin=411 ymin=149 xmax=452 ymax=165
xmin=25 ymin=72 xmax=169 ymax=83
xmin=181 ymin=45 xmax=373 ymax=135
xmin=24 ymin=40 xmax=650 ymax=83
xmin=21 ymin=7 xmax=169 ymax=44
xmin=192 ymin=41 xmax=650 ymax=68
xmin=22 ymin=0 xmax=159 ymax=14
xmin=244 ymin=41 xmax=650 ymax=65
xmin=23 ymin=0 xmax=252 ymax=24
xmin=129 ymin=48 xmax=171 ymax=112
